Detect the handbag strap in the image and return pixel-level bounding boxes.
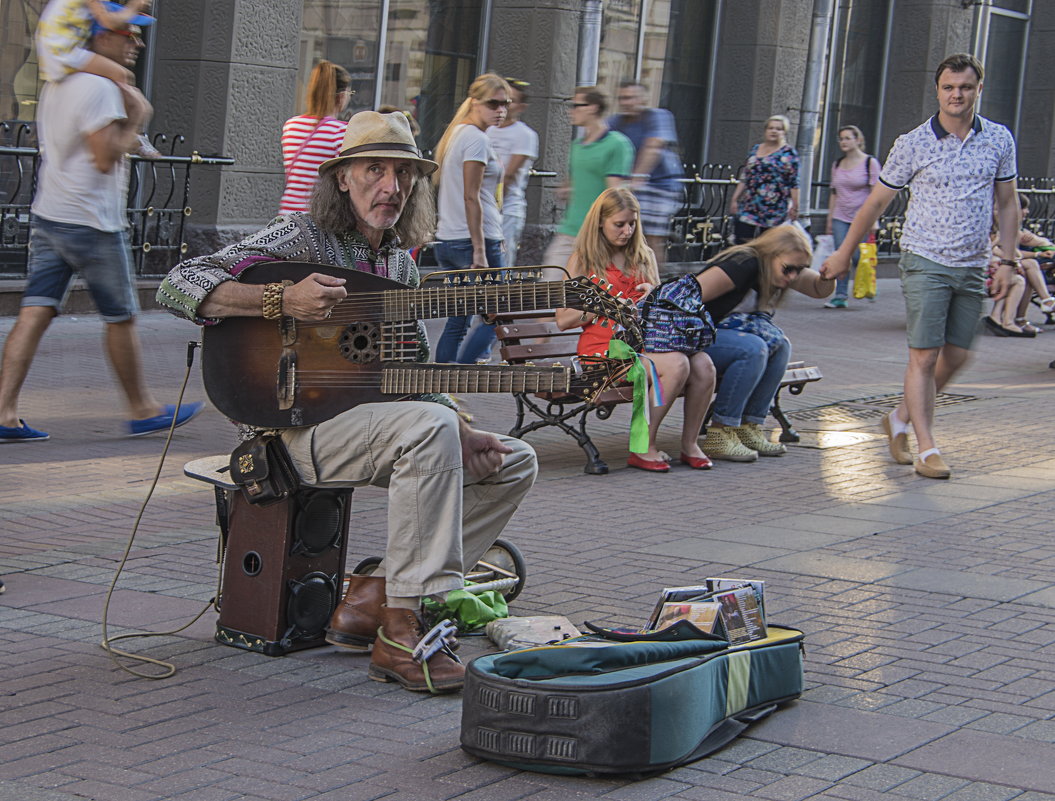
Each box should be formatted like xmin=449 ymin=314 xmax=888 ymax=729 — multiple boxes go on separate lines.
xmin=285 ymin=116 xmax=332 ymax=180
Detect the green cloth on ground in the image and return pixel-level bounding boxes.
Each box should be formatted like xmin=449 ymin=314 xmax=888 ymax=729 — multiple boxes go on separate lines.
xmin=424 ymin=588 xmax=508 ymax=630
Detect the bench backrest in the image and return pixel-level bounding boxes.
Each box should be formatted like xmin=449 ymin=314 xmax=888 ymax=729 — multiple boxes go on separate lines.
xmin=495 ymin=314 xmax=580 ymax=366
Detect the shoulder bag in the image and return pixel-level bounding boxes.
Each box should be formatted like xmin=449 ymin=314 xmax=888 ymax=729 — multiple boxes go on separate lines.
xmin=636 ymin=273 xmax=717 ymax=354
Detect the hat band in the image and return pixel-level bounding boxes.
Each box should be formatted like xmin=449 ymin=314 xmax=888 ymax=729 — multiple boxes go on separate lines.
xmin=339 ymin=142 xmax=422 ymax=159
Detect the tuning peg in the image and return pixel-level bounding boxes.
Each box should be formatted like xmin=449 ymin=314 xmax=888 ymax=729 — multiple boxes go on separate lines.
xmin=443 ymin=276 xmax=452 ymax=285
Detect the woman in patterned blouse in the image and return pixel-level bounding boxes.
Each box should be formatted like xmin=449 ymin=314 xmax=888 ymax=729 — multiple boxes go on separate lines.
xmin=728 ymin=116 xmax=800 ymax=244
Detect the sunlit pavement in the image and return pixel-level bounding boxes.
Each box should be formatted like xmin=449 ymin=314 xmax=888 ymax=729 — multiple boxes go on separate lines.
xmin=2 ymin=278 xmax=1054 ymax=801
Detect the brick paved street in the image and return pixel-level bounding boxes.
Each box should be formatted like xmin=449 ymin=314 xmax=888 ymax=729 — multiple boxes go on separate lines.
xmin=2 ymin=279 xmax=1054 ymax=801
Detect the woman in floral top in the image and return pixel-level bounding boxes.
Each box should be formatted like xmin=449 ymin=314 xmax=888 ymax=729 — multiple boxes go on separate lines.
xmin=729 ymin=115 xmax=800 ymax=244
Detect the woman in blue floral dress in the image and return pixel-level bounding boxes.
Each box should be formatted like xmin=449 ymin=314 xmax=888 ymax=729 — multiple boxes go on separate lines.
xmin=728 ymin=115 xmax=800 ymax=244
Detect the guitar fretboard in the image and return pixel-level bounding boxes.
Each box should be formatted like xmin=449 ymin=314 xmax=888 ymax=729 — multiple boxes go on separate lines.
xmin=383 ymin=282 xmax=568 ymax=320
xmin=380 ymin=363 xmax=570 ymax=395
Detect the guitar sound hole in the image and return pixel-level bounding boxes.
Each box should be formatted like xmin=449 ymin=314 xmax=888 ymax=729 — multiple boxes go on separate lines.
xmin=338 ymin=323 xmax=380 ymax=364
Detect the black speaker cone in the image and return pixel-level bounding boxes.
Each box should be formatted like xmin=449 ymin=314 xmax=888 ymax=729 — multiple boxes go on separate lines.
xmin=286 ymin=572 xmax=336 ymax=635
xmin=292 ymin=492 xmax=344 ymax=556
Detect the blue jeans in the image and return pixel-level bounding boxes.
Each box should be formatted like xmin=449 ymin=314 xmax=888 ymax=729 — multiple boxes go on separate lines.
xmin=24 ymin=215 xmax=138 ymax=321
xmin=705 ymin=323 xmax=791 ymax=426
xmin=831 ymin=218 xmax=862 ymax=301
xmin=434 ymin=238 xmax=505 ymax=363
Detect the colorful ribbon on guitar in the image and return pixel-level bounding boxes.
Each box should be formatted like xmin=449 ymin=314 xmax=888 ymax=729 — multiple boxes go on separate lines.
xmin=605 ymin=339 xmax=663 ymax=454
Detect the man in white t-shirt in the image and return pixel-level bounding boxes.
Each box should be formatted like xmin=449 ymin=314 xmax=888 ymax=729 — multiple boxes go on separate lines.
xmin=487 ymin=79 xmax=539 ymax=266
xmin=0 ymin=15 xmax=202 ymax=444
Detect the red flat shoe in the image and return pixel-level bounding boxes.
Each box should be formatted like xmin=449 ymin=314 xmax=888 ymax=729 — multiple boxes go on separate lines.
xmin=627 ymin=453 xmax=671 ymax=472
xmin=679 ymin=452 xmax=713 ymax=470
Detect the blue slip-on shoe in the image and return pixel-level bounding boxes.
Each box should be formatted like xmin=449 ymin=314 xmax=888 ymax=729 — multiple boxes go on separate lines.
xmin=127 ymin=401 xmax=205 ymax=437
xmin=0 ymin=419 xmax=50 ymax=443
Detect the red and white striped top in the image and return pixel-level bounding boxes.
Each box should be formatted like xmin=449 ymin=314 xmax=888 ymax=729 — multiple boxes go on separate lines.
xmin=279 ymin=114 xmax=348 ymax=215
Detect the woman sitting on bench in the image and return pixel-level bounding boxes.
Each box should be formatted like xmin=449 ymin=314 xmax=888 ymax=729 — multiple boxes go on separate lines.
xmin=695 ymin=225 xmax=835 ymax=461
xmin=555 ymin=188 xmax=717 ymax=473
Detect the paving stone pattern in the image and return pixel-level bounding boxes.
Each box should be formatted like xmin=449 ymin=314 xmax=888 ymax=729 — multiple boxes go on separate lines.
xmin=2 ymin=280 xmax=1054 ymax=800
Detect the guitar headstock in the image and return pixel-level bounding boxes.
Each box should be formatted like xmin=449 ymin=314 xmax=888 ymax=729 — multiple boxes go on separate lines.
xmin=565 ymin=275 xmax=644 ymax=351
xmin=573 ymin=354 xmax=636 ymax=404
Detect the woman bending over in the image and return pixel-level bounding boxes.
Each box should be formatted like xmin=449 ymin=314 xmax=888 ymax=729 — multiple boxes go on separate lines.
xmin=695 ymin=225 xmax=834 ymax=461
xmin=556 ymin=188 xmax=717 ymax=473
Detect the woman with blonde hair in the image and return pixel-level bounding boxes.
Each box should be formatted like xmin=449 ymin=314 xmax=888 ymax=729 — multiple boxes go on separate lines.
xmin=279 ymin=60 xmax=353 ymax=215
xmin=433 ymin=73 xmax=511 ymax=363
xmin=556 ymin=188 xmax=717 ymax=472
xmin=729 ymin=115 xmax=800 ymax=244
xmin=694 ymin=225 xmax=835 ymax=460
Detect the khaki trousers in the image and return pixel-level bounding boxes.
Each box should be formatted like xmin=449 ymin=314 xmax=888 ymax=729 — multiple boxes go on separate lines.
xmin=282 ymin=401 xmax=537 ymax=598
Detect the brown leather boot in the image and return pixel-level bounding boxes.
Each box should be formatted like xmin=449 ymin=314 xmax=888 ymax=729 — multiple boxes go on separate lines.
xmin=368 ymin=605 xmax=465 ymax=693
xmin=325 ymin=575 xmax=385 ymax=650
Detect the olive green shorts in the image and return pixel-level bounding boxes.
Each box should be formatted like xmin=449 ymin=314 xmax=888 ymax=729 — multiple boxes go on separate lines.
xmin=899 ymin=252 xmax=984 ymax=350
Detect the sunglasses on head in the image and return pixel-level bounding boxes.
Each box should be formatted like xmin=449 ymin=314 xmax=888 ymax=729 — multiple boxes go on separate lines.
xmin=782 ymin=263 xmax=808 ymax=277
xmin=482 ymin=98 xmax=512 ymax=110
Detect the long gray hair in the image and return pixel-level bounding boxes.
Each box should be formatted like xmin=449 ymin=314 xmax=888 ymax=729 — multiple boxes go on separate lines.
xmin=310 ymin=162 xmax=436 ymax=250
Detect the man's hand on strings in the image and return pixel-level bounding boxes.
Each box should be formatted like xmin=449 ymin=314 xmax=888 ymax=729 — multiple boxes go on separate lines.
xmin=284 ymin=273 xmax=347 ymax=320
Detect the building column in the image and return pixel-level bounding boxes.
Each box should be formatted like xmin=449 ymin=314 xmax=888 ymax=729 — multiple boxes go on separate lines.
xmin=149 ymin=0 xmax=302 ymax=254
xmin=487 ymin=0 xmax=581 ymax=264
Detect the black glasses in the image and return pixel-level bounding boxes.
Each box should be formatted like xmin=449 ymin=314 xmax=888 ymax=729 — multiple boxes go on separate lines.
xmin=482 ymin=98 xmax=512 ymax=110
xmin=782 ymin=264 xmax=808 ymax=277
xmin=568 ymin=102 xmax=590 ymax=108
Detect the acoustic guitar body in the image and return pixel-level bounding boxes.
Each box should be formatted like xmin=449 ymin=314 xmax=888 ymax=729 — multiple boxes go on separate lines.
xmin=202 ymin=262 xmax=403 ymax=428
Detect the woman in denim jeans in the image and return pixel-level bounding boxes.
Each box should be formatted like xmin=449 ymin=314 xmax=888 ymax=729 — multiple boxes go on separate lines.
xmin=433 ymin=74 xmax=512 ymax=363
xmin=695 ymin=225 xmax=835 ymax=461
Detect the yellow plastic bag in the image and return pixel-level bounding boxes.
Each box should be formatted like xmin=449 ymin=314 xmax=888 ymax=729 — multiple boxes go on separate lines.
xmin=853 ymin=242 xmax=877 ymax=299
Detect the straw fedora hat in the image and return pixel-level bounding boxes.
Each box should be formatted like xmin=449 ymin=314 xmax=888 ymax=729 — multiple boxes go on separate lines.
xmin=319 ymin=111 xmax=437 ymax=175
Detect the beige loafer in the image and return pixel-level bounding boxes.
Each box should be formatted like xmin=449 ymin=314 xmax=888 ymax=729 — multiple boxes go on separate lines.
xmin=881 ymin=412 xmax=913 ymax=465
xmin=915 ymin=451 xmax=950 ymax=480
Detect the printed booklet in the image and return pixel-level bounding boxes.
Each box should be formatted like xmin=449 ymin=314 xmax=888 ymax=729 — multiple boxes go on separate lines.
xmin=646 ymin=578 xmax=767 ymax=644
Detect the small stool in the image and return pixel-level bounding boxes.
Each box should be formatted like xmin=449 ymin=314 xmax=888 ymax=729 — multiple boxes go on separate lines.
xmin=184 ymin=455 xmax=352 ymax=657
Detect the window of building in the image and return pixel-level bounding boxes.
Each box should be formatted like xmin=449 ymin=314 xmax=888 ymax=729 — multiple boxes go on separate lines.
xmin=815 ymin=0 xmax=892 ymax=198
xmin=297 ymin=0 xmax=487 ymax=154
xmin=1 ymin=0 xmax=152 ymax=123
xmin=653 ymin=0 xmax=718 ymax=170
xmin=975 ymin=2 xmax=1030 ymax=134
xmin=597 ymin=0 xmax=642 ymax=92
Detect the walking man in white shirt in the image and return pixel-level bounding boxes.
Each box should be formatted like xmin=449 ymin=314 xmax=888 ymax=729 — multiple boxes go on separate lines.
xmin=0 ymin=11 xmax=203 ymax=443
xmin=822 ymin=54 xmax=1019 ymax=479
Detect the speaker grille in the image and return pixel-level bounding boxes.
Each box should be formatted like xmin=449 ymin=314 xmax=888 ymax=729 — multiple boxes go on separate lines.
xmin=293 ymin=493 xmax=344 ymax=556
xmin=286 ymin=573 xmax=336 ymax=635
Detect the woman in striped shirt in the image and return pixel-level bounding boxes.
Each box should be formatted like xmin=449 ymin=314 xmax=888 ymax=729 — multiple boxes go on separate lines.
xmin=279 ymin=60 xmax=352 ymax=215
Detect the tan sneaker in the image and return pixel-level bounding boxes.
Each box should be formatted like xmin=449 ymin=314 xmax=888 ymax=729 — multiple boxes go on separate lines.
xmin=731 ymin=423 xmax=786 ymax=456
xmin=881 ymin=411 xmax=913 ymax=465
xmin=702 ymin=426 xmax=758 ymax=462
xmin=915 ymin=451 xmax=950 ymax=479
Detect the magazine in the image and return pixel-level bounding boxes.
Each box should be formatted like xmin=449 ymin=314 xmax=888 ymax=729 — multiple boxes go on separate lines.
xmin=706 ymin=578 xmax=766 ymax=625
xmin=654 ymin=600 xmax=721 ymax=633
xmin=645 ymin=584 xmax=711 ymax=631
xmin=711 ymin=586 xmax=766 ymax=645
xmin=645 ymin=579 xmax=768 ymax=644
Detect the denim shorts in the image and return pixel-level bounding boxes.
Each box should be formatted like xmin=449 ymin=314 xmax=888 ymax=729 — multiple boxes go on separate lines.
xmin=24 ymin=215 xmax=139 ymax=322
xmin=899 ymin=251 xmax=984 ymax=350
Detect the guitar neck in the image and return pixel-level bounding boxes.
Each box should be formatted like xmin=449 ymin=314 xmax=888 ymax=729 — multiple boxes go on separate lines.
xmin=383 ymin=281 xmax=569 ymax=320
xmin=380 ymin=363 xmax=570 ymax=395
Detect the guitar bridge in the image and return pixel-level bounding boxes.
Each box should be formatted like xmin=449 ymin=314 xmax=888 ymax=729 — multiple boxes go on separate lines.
xmin=277 ymin=350 xmax=297 ymax=410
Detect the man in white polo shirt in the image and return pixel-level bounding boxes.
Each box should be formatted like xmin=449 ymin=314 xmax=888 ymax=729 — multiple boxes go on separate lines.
xmin=822 ymin=53 xmax=1020 ymax=480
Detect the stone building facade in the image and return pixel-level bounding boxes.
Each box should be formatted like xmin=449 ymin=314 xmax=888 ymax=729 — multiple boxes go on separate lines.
xmin=3 ymin=0 xmax=1051 ymax=263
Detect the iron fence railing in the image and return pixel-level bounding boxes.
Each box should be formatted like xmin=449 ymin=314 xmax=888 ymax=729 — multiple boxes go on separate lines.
xmin=665 ymin=164 xmax=1055 ymax=261
xmin=3 ymin=129 xmax=1053 ymax=277
xmin=1 ymin=120 xmax=233 ymax=278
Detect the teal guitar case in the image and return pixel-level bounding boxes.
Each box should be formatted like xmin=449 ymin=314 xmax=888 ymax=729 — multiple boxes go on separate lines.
xmin=461 ymin=623 xmax=804 ymax=776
